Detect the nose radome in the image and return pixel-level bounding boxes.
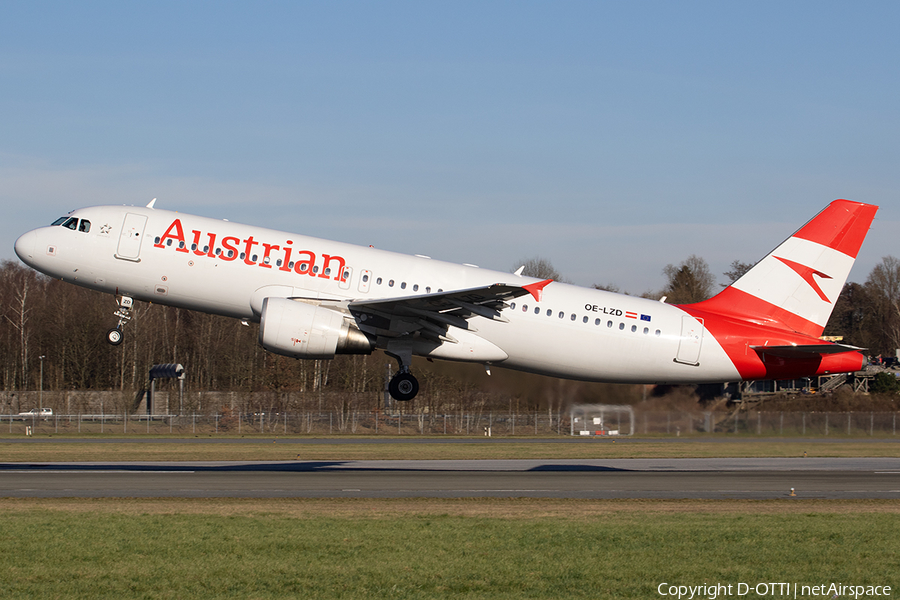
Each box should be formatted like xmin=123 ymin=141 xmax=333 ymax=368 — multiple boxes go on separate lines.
xmin=14 ymin=230 xmax=37 ymax=265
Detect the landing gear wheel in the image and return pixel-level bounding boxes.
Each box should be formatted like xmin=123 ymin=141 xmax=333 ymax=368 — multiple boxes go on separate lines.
xmin=106 ymin=328 xmax=124 ymax=346
xmin=389 ymin=372 xmax=419 ymax=401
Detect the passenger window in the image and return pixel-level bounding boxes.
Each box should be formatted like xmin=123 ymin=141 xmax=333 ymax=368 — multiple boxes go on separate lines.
xmin=401 ymin=282 xmax=407 ymax=289
xmin=558 ymin=312 xmax=564 ymax=319
xmin=510 ymin=302 xmax=516 ymax=310
xmin=363 ymin=274 xmax=369 ymax=283
xmin=570 ymin=314 xmax=576 ymax=321
xmin=631 ymin=325 xmax=637 ymax=332
xmin=594 ymin=318 xmax=600 ymax=325
xmin=643 ymin=327 xmax=649 ymax=334
xmin=388 ymin=279 xmax=394 ymax=287
xmin=426 ymin=287 xmax=431 ymax=293
xmin=522 ymin=304 xmax=528 ymax=312
xmin=79 ymin=220 xmax=91 ymax=233
xmin=534 ymin=307 xmax=540 ymax=314
xmin=582 ymin=316 xmax=588 ymax=323
xmin=413 ymin=284 xmax=419 ymax=291
xmin=655 ymin=330 xmax=661 ymax=337
xmin=166 ymin=239 xmax=173 ymax=246
xmin=376 ymin=277 xmax=383 ymax=285
xmin=546 ymin=309 xmax=552 ymax=317
xmin=619 ymin=322 xmax=625 ymax=330
xmin=607 ymin=320 xmax=613 ymax=328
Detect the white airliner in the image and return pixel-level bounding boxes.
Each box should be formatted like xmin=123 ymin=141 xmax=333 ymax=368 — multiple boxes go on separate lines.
xmin=14 ymin=199 xmax=877 ymax=400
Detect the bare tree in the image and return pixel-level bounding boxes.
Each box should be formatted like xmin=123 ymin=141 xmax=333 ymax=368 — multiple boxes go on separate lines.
xmin=512 ymin=256 xmax=563 ymax=281
xmin=865 ymin=255 xmax=900 ymax=353
xmin=723 ymin=260 xmax=753 ymax=285
xmin=661 ymin=255 xmax=716 ymax=304
xmin=592 ymin=283 xmax=621 ymax=293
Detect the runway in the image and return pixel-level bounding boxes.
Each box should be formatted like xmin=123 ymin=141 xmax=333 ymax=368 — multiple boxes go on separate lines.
xmin=2 ymin=458 xmax=899 ymax=499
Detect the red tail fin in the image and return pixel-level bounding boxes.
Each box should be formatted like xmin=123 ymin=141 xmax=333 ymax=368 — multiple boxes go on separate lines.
xmin=684 ymin=200 xmax=878 ymax=337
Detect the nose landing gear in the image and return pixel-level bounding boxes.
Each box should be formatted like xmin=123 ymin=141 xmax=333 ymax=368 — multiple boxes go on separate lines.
xmin=106 ymin=296 xmax=133 ymax=346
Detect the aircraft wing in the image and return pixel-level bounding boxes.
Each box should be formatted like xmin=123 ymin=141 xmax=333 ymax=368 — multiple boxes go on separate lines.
xmin=750 ymin=343 xmax=865 ymax=359
xmin=344 ymin=279 xmax=552 ymax=342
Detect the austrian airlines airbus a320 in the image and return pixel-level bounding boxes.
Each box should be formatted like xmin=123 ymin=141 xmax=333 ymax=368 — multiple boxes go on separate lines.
xmin=14 ymin=199 xmax=877 ymax=400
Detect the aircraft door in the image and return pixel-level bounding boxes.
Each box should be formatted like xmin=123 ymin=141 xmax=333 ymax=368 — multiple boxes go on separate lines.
xmin=116 ymin=213 xmax=148 ymax=261
xmin=675 ymin=316 xmax=704 ymax=366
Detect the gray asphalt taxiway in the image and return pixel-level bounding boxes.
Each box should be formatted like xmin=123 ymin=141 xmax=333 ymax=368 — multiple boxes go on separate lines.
xmin=2 ymin=458 xmax=898 ymax=499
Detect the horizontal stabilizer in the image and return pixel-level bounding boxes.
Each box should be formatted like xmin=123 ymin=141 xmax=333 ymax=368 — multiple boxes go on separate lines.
xmin=750 ymin=343 xmax=865 ymax=359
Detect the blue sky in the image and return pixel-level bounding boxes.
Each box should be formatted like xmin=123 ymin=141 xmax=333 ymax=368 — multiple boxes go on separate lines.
xmin=2 ymin=1 xmax=897 ymax=292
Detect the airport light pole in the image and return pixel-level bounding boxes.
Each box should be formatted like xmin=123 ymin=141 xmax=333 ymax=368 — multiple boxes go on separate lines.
xmin=39 ymin=355 xmax=45 ymax=413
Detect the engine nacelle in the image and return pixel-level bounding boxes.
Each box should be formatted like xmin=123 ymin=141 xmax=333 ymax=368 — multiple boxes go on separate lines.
xmin=258 ymin=297 xmax=374 ymax=359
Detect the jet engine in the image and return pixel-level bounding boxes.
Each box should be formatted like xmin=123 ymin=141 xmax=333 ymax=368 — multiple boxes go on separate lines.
xmin=258 ymin=297 xmax=374 ymax=359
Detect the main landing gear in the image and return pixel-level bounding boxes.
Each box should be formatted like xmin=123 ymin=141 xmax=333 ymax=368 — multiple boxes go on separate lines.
xmin=388 ymin=369 xmax=419 ymax=402
xmin=106 ymin=296 xmax=133 ymax=346
xmin=386 ymin=341 xmax=419 ymax=401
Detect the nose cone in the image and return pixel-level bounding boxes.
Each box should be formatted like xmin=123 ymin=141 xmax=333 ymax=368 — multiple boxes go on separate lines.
xmin=14 ymin=230 xmax=37 ymax=266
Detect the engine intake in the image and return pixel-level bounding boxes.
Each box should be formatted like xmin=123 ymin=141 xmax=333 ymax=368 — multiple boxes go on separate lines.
xmin=258 ymin=297 xmax=374 ymax=359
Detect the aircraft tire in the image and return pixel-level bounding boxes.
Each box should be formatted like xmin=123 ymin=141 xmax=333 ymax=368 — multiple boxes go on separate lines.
xmin=389 ymin=372 xmax=419 ymax=401
xmin=106 ymin=328 xmax=124 ymax=346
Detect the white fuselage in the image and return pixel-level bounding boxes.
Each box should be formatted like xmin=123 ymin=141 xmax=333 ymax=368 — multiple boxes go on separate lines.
xmin=15 ymin=205 xmax=742 ymax=384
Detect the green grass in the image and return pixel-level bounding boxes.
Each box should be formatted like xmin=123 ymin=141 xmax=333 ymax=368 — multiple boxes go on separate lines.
xmin=2 ymin=438 xmax=900 ymax=462
xmin=1 ymin=502 xmax=897 ymax=599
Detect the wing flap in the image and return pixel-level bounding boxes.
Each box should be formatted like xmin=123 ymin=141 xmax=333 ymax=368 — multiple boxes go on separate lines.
xmin=347 ymin=279 xmax=552 ymax=339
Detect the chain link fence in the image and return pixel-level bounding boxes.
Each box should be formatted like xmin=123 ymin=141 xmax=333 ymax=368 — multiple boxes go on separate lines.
xmin=5 ymin=410 xmax=899 ymax=436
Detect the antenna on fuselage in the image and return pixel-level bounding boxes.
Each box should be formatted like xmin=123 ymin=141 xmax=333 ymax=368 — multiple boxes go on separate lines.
xmin=146 ymin=198 xmax=157 ymax=209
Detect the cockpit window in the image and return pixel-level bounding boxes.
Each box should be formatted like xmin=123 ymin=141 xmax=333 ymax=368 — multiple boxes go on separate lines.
xmin=52 ymin=216 xmax=91 ymax=233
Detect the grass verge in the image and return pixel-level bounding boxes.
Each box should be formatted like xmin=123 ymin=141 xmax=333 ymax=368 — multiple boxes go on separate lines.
xmin=2 ymin=439 xmax=900 ymax=461
xmin=1 ymin=498 xmax=897 ymax=599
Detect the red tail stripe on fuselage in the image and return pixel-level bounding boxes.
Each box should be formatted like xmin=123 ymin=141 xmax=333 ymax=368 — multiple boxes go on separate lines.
xmin=683 ymin=286 xmax=825 ymax=338
xmin=680 ymin=300 xmax=864 ymax=380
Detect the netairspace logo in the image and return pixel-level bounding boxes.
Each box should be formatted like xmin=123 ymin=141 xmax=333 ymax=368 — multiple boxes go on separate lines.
xmin=657 ymin=582 xmax=892 ymax=600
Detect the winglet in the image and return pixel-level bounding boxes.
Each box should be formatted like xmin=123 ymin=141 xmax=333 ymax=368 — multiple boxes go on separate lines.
xmin=522 ymin=279 xmax=553 ymax=302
